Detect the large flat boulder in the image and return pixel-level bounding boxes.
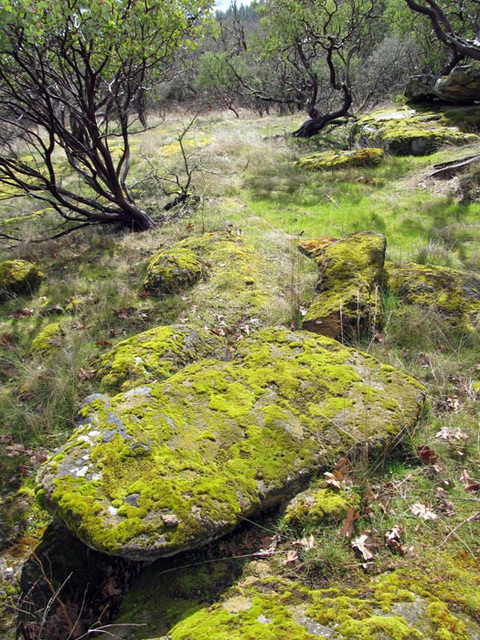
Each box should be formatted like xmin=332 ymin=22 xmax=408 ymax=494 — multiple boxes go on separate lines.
xmin=406 ymin=67 xmax=480 ymax=105
xmin=352 ymin=108 xmax=478 ymax=156
xmin=296 ymin=148 xmax=384 ymax=171
xmin=302 ymin=232 xmax=386 ymax=341
xmin=36 ymin=328 xmax=424 ymax=561
xmin=158 ymin=560 xmax=480 ymax=640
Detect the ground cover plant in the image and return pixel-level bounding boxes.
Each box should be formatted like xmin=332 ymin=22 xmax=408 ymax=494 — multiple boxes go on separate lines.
xmin=0 ymin=107 xmax=480 ymax=639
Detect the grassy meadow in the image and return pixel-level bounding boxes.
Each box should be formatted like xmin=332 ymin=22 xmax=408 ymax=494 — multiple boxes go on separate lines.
xmin=1 ymin=108 xmax=480 ymax=637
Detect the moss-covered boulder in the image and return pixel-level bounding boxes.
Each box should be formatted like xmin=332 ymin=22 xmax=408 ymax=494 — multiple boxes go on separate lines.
xmin=299 ymin=236 xmax=338 ymax=261
xmin=160 ymin=556 xmax=480 ymax=640
xmin=385 ymin=262 xmax=480 ymax=329
xmin=302 ymin=232 xmax=386 ymax=341
xmin=296 ymin=148 xmax=384 ymax=171
xmin=143 ymin=247 xmax=203 ymax=294
xmin=284 ymin=486 xmax=360 ymax=528
xmin=142 ymin=233 xmax=290 ymax=333
xmin=30 ymin=322 xmax=62 ymax=352
xmin=352 ymin=108 xmax=478 ymax=156
xmin=0 ymin=260 xmax=43 ymax=299
xmin=97 ymin=324 xmax=227 ymax=392
xmin=36 ymin=328 xmax=424 ymax=560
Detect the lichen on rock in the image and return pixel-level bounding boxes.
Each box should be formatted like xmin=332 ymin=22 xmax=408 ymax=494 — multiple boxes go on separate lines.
xmin=36 ymin=328 xmax=424 ymax=561
xmin=296 ymin=148 xmax=384 ymax=171
xmin=384 ymin=261 xmax=480 ymax=329
xmin=143 ymin=247 xmax=203 ymax=294
xmin=0 ymin=259 xmax=43 ymax=300
xmin=97 ymin=324 xmax=227 ymax=392
xmin=351 ymin=108 xmax=478 ymax=156
xmin=302 ymin=232 xmax=386 ymax=341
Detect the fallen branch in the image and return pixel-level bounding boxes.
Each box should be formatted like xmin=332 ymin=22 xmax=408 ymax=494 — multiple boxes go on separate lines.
xmin=429 ymin=154 xmax=480 ymax=179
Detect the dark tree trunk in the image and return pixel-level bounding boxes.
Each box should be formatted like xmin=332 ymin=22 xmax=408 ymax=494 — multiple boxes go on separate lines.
xmin=292 ymin=86 xmax=353 ymax=138
xmin=121 ymin=203 xmax=156 ymax=231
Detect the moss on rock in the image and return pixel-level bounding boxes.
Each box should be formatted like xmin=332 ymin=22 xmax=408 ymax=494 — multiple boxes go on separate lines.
xmin=296 ymin=148 xmax=384 ymax=171
xmin=284 ymin=486 xmax=360 ymax=528
xmin=30 ymin=322 xmax=62 ymax=353
xmin=162 ymin=554 xmax=480 ymax=640
xmin=0 ymin=260 xmax=43 ymax=300
xmin=143 ymin=232 xmax=284 ymax=334
xmin=352 ymin=108 xmax=478 ymax=156
xmin=97 ymin=324 xmax=227 ymax=392
xmin=143 ymin=247 xmax=203 ymax=294
xmin=302 ymin=232 xmax=386 ymax=341
xmin=36 ymin=328 xmax=424 ymax=561
xmin=384 ymin=262 xmax=480 ymax=329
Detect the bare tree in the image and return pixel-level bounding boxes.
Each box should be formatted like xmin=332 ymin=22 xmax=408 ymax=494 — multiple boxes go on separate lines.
xmin=0 ymin=0 xmax=212 ymax=236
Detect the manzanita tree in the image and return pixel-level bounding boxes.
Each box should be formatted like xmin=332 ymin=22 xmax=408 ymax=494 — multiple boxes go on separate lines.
xmin=404 ymin=0 xmax=480 ymax=70
xmin=0 ymin=0 xmax=213 ymax=235
xmin=256 ymin=0 xmax=378 ymax=137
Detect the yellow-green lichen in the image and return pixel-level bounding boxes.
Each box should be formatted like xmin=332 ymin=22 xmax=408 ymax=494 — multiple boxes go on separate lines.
xmin=30 ymin=322 xmax=62 ymax=352
xmin=296 ymin=148 xmax=384 ymax=171
xmin=164 ymin=555 xmax=480 ymax=640
xmin=284 ymin=487 xmax=360 ymax=528
xmin=36 ymin=328 xmax=424 ymax=560
xmin=384 ymin=261 xmax=480 ymax=330
xmin=97 ymin=324 xmax=226 ymax=392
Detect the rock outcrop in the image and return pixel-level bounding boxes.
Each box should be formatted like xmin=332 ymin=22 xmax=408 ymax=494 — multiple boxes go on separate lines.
xmin=159 ymin=558 xmax=480 ymax=640
xmin=142 ymin=233 xmax=288 ymax=334
xmin=36 ymin=328 xmax=424 ymax=560
xmin=0 ymin=259 xmax=43 ymax=299
xmin=352 ymin=108 xmax=478 ymax=156
xmin=385 ymin=262 xmax=480 ymax=329
xmin=302 ymin=232 xmax=386 ymax=341
xmin=406 ymin=66 xmax=480 ymax=104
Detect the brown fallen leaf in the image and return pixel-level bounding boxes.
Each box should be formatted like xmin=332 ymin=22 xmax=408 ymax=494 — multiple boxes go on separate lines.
xmin=460 ymin=469 xmax=480 ymax=491
xmin=324 ymin=469 xmax=351 ymax=490
xmin=417 ymin=445 xmax=438 ymax=465
xmin=385 ymin=525 xmax=404 ymax=554
xmin=410 ymin=503 xmax=438 ymax=521
xmin=435 ymin=426 xmax=468 ymax=440
xmin=351 ymin=534 xmax=375 ymax=561
xmin=78 ymin=368 xmax=96 ymax=381
xmin=340 ymin=507 xmax=360 ymax=538
xmin=283 ymin=549 xmax=300 ymax=566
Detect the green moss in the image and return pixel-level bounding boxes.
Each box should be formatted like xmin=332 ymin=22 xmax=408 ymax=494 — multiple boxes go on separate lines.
xmin=97 ymin=324 xmax=226 ymax=392
xmin=302 ymin=231 xmax=386 ymax=340
xmin=143 ymin=247 xmax=203 ymax=294
xmin=297 ymin=148 xmax=384 ymax=171
xmin=0 ymin=259 xmax=43 ymax=299
xmin=36 ymin=328 xmax=424 ymax=560
xmin=284 ymin=487 xmax=360 ymax=528
xmin=352 ymin=108 xmax=478 ymax=156
xmin=30 ymin=322 xmax=62 ymax=352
